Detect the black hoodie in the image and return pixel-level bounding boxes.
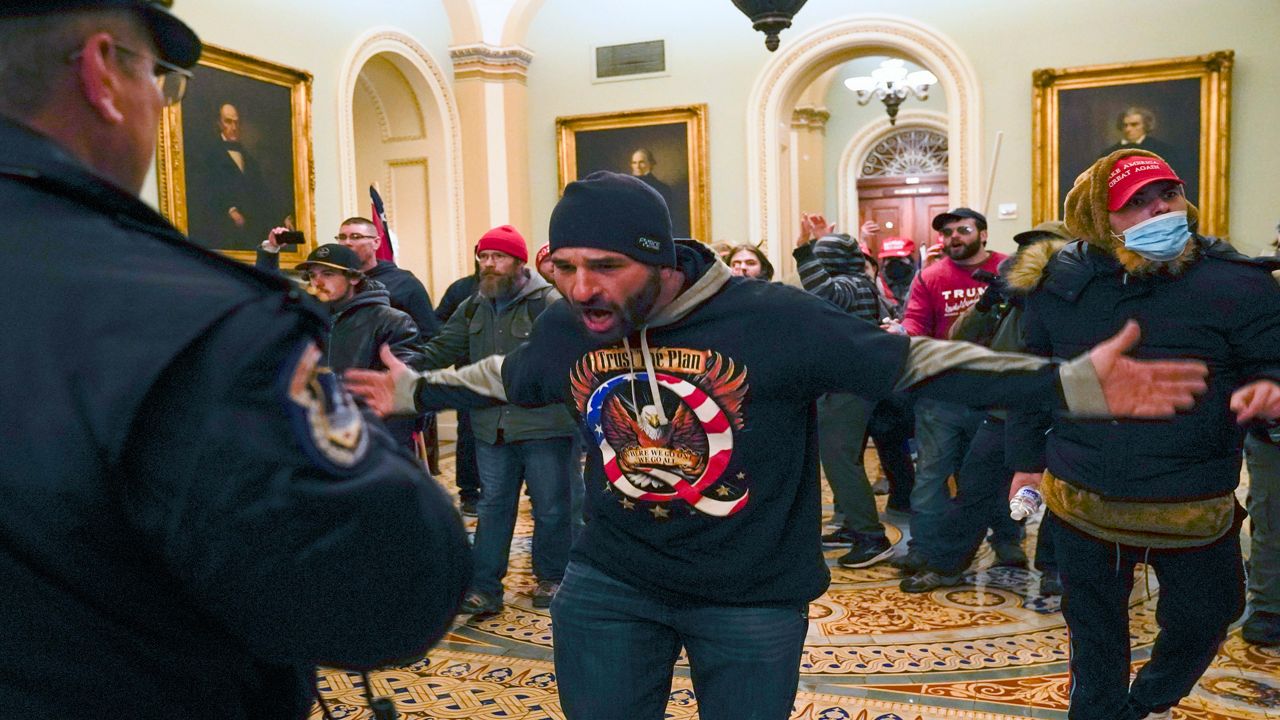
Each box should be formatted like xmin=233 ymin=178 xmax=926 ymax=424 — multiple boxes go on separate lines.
xmin=410 ymin=241 xmax=1090 ymax=605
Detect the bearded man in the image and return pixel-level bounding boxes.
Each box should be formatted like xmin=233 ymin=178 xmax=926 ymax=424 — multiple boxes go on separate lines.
xmin=885 ymin=208 xmax=1026 ymax=576
xmin=409 ymin=225 xmax=579 ymax=615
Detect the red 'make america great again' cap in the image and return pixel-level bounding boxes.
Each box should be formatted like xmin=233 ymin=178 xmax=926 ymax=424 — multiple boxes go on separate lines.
xmin=1106 ymin=155 xmax=1183 ymax=212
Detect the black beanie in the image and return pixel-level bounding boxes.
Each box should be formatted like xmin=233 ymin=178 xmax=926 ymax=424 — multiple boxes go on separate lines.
xmin=549 ymin=171 xmax=676 ymax=266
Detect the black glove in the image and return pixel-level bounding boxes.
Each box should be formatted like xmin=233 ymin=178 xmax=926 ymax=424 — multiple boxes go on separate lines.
xmin=971 ymin=270 xmax=1009 ymax=312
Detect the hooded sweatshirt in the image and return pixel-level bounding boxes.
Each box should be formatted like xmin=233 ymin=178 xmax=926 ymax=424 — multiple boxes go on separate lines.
xmin=407 ymin=241 xmax=1117 ymax=605
xmin=793 ymin=233 xmax=882 ymax=324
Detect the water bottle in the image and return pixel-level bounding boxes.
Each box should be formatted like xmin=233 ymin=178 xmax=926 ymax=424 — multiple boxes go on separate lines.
xmin=1009 ymin=486 xmax=1043 ymax=521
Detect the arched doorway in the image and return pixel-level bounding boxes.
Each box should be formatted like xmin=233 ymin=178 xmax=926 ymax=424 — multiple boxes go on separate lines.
xmin=838 ymin=113 xmax=949 ymax=257
xmin=339 ymin=31 xmax=465 ymax=298
xmin=746 ymin=15 xmax=981 ymax=278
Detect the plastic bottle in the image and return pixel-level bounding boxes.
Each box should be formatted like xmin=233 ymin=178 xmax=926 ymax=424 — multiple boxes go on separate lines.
xmin=1009 ymin=486 xmax=1043 ymax=521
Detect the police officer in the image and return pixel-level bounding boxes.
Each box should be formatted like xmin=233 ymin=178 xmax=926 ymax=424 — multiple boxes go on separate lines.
xmin=0 ymin=3 xmax=470 ymax=719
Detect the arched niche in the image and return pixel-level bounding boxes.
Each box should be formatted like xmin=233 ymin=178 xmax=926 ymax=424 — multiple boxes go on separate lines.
xmin=339 ymin=29 xmax=465 ymax=296
xmin=746 ymin=15 xmax=981 ymax=274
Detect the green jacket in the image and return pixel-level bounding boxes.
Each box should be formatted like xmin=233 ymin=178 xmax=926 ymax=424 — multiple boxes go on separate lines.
xmin=415 ymin=270 xmax=577 ymax=443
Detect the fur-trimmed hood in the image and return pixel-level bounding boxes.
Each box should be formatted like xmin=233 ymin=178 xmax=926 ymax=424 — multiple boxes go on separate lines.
xmin=1004 ymin=238 xmax=1070 ymax=294
xmin=1064 ymin=148 xmax=1201 ymax=278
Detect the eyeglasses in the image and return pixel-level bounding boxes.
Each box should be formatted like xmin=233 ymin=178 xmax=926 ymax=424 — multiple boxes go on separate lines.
xmin=939 ymin=225 xmax=976 ymax=237
xmin=68 ymin=42 xmax=192 ymax=106
xmin=334 ymin=233 xmax=379 ymax=242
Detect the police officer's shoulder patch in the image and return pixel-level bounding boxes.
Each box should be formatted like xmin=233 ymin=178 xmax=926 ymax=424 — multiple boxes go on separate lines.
xmin=283 ymin=340 xmax=369 ymax=471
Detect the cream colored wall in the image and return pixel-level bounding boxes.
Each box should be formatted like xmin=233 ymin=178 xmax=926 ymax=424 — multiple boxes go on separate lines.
xmin=148 ymin=1 xmax=1280 ymax=263
xmin=523 ymin=0 xmax=1280 ymax=255
xmin=353 ymin=57 xmax=436 ymax=292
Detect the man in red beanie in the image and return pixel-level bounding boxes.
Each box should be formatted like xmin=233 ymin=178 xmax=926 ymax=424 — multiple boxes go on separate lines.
xmin=1007 ymin=151 xmax=1280 ymax=720
xmin=410 ymin=225 xmax=580 ymax=616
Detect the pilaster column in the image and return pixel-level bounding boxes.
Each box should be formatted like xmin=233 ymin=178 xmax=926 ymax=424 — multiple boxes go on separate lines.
xmin=449 ymin=43 xmax=534 ymax=247
xmin=791 ymin=105 xmax=830 ymax=221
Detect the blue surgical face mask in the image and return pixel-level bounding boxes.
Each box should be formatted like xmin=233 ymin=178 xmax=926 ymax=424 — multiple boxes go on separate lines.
xmin=1117 ymin=210 xmax=1191 ymax=262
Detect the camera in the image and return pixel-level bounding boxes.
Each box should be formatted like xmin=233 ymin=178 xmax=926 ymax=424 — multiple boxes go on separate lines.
xmin=274 ymin=230 xmax=305 ymax=245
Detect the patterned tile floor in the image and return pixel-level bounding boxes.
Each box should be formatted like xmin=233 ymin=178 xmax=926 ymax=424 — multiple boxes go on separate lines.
xmin=312 ymin=454 xmax=1280 ymax=720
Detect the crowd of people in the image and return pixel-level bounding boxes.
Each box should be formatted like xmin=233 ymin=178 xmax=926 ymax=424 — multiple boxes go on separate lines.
xmin=3 ymin=3 xmax=1279 ymax=720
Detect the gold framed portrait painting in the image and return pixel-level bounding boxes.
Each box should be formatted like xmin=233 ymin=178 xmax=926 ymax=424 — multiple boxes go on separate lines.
xmin=557 ymin=104 xmax=710 ymax=241
xmin=156 ymin=44 xmax=315 ymax=264
xmin=1032 ymin=51 xmax=1232 ymax=236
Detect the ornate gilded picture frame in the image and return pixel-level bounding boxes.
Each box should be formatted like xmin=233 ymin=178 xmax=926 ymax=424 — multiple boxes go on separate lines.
xmin=557 ymin=104 xmax=710 ymax=241
xmin=156 ymin=44 xmax=315 ymax=264
xmin=1032 ymin=51 xmax=1232 ymax=236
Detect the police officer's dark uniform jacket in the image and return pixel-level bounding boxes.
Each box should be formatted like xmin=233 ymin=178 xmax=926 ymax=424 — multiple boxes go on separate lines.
xmin=0 ymin=115 xmax=471 ymax=719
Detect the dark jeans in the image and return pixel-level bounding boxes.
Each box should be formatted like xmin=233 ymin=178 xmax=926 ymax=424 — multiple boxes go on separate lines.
xmin=454 ymin=410 xmax=481 ymax=503
xmin=1049 ymin=510 xmax=1245 ymax=719
xmin=472 ymin=436 xmax=575 ymax=596
xmin=907 ymin=398 xmax=982 ymax=557
xmin=868 ymin=394 xmax=915 ymax=511
xmin=925 ymin=417 xmax=1023 ymax=574
xmin=551 ymin=561 xmax=808 ymax=720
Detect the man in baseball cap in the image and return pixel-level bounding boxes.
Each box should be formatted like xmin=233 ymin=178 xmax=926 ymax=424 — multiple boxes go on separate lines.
xmin=1004 ymin=148 xmax=1280 ymax=719
xmin=878 ymin=236 xmax=916 ymax=260
xmin=296 ymin=243 xmax=365 ymax=302
xmin=876 ymin=236 xmax=918 ymax=307
xmin=1104 ymin=154 xmax=1183 ymax=212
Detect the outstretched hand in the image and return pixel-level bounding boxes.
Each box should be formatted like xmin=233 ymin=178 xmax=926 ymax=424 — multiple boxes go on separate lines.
xmin=1089 ymin=320 xmax=1208 ymax=417
xmin=344 ymin=344 xmax=413 ymax=417
xmin=1230 ymin=379 xmax=1280 ymax=424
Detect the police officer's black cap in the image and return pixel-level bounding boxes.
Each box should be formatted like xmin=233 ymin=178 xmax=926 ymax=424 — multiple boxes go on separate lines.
xmin=1 ymin=1 xmax=202 ymax=69
xmin=931 ymin=207 xmax=987 ymax=232
xmin=296 ymin=244 xmax=364 ymax=275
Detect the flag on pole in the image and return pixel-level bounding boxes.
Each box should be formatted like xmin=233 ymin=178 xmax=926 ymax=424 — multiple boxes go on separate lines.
xmin=370 ymin=184 xmax=396 ymax=262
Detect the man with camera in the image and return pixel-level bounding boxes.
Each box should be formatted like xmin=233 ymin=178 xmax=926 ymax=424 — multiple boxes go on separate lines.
xmin=260 ymin=218 xmax=440 ymax=340
xmin=0 ymin=3 xmax=470 ymax=718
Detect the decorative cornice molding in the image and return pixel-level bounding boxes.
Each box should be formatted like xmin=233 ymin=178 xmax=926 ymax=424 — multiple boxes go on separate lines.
xmin=449 ymin=43 xmax=534 ymax=83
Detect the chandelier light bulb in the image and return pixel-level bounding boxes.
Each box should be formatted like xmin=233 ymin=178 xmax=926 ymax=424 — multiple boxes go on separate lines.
xmin=844 ymin=58 xmax=935 ymax=125
xmin=906 ymin=69 xmax=938 ymax=88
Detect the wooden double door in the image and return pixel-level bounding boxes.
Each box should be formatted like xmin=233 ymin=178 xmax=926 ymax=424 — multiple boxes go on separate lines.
xmin=856 ymin=173 xmax=949 ymax=260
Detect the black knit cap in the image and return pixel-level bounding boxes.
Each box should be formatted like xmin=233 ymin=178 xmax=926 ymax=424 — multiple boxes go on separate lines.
xmin=549 ymin=171 xmax=676 ymax=267
xmin=1 ymin=1 xmax=202 ymax=68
